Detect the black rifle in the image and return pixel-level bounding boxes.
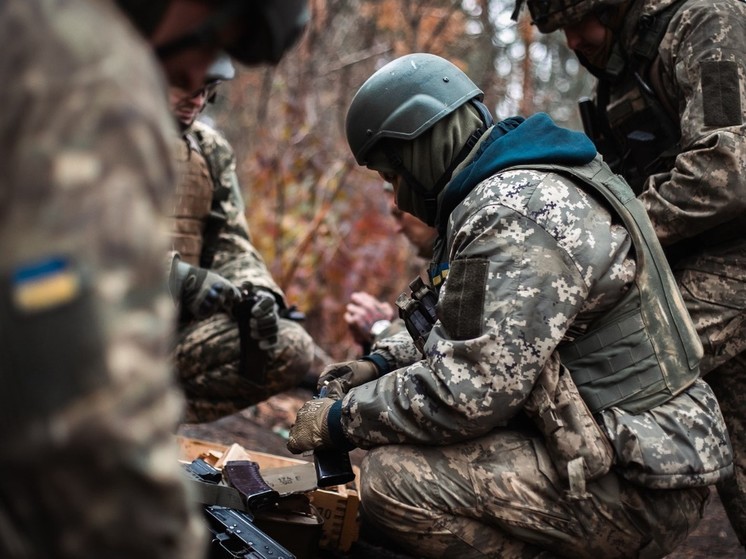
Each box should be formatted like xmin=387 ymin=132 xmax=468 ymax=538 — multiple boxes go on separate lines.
xmin=204 ymin=505 xmax=295 ymax=559
xmin=185 ymin=459 xmax=295 ymax=559
xmin=233 ymin=282 xmax=269 ymax=384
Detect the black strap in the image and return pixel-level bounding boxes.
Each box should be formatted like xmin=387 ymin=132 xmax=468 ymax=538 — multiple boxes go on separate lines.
xmin=627 ymin=1 xmax=686 ymax=141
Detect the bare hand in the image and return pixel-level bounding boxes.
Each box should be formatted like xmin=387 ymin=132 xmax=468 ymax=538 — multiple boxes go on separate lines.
xmin=344 ymin=291 xmax=395 ymax=345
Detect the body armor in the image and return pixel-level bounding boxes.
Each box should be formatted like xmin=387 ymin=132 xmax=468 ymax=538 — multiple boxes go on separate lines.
xmin=430 ymin=157 xmax=702 ymax=415
xmin=170 ymin=137 xmax=214 ymax=266
xmin=517 ymin=158 xmax=702 ymax=413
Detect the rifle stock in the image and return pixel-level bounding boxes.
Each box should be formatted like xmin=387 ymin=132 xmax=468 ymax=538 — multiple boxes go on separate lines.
xmin=184 ymin=459 xmax=296 ymax=559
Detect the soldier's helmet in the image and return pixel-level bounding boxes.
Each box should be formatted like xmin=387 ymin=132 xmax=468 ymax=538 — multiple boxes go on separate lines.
xmin=345 ymin=53 xmax=483 ymax=166
xmin=115 ymin=0 xmax=309 ymax=65
xmin=513 ymin=0 xmax=627 ymax=33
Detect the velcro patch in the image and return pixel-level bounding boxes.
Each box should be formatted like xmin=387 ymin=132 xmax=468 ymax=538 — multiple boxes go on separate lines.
xmin=701 ymin=60 xmax=742 ymax=127
xmin=439 ymin=258 xmax=489 ymax=340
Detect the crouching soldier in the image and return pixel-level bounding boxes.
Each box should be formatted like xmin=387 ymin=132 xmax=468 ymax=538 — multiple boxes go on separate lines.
xmin=287 ymin=53 xmax=733 ymax=558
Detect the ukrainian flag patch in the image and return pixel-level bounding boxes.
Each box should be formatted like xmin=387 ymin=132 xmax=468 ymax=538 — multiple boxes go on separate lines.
xmin=429 ymin=262 xmax=450 ymax=287
xmin=12 ymin=258 xmax=81 ymax=313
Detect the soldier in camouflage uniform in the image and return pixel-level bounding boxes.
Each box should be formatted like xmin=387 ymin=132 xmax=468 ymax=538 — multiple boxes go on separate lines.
xmin=286 ymin=54 xmax=734 ymax=558
xmin=167 ymin=57 xmax=315 ymax=423
xmin=514 ymin=0 xmax=746 ymax=546
xmin=0 ymin=0 xmax=308 ymax=557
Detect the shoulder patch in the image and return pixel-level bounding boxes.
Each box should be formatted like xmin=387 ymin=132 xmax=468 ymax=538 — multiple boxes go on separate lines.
xmin=11 ymin=257 xmax=81 ymax=313
xmin=702 ymin=60 xmax=742 ymax=127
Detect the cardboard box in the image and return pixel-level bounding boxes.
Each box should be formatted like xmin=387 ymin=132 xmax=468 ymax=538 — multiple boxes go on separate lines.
xmin=177 ymin=436 xmax=360 ymax=553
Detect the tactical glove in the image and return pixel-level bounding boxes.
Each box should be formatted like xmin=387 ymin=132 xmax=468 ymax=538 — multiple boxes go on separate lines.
xmin=316 ymin=359 xmax=379 ymax=399
xmin=249 ymin=289 xmax=280 ymax=350
xmin=287 ymin=397 xmax=337 ymax=454
xmin=169 ymin=256 xmax=239 ymax=319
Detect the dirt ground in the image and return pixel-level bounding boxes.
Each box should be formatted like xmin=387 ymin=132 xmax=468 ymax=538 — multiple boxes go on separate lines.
xmin=178 ymin=387 xmax=745 ymax=559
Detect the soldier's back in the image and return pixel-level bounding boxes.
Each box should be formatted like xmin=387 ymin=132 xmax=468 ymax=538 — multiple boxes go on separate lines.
xmin=0 ymin=1 xmax=205 ymax=557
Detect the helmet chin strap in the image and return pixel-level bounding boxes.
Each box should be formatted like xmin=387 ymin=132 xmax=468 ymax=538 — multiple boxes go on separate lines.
xmin=382 ymin=99 xmax=494 ymax=227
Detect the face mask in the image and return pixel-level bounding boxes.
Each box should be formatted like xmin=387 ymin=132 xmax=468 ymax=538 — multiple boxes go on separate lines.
xmin=393 ymin=104 xmax=485 ymax=222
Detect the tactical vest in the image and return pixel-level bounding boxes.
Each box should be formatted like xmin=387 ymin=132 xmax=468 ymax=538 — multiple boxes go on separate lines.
xmin=170 ymin=137 xmax=213 ymax=266
xmin=188 ymin=126 xmax=235 ymax=270
xmin=513 ymin=157 xmax=703 ymax=414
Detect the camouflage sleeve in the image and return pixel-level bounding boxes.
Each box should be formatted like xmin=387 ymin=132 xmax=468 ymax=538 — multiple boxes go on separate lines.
xmin=0 ymin=2 xmax=205 ymax=556
xmin=341 ymin=171 xmax=634 ymax=448
xmin=639 ymin=0 xmax=746 ymax=245
xmin=191 ymin=121 xmax=285 ymax=302
xmin=370 ymin=328 xmax=422 ymax=370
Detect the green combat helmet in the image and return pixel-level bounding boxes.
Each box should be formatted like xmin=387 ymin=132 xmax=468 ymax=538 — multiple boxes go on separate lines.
xmin=345 ymin=53 xmax=484 ymax=166
xmin=512 ymin=0 xmax=627 ymax=33
xmin=115 ymin=0 xmax=310 ymax=65
xmin=345 ymin=53 xmax=493 ymax=226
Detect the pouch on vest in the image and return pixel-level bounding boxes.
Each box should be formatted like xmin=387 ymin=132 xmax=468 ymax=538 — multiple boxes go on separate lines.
xmin=524 ymin=352 xmax=614 ymax=483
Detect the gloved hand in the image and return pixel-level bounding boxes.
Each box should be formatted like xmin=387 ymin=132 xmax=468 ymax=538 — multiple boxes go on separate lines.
xmin=249 ymin=289 xmax=280 ymax=350
xmin=287 ymin=397 xmax=337 ymax=454
xmin=169 ymin=256 xmax=239 ymax=319
xmin=316 ymin=359 xmax=379 ymax=399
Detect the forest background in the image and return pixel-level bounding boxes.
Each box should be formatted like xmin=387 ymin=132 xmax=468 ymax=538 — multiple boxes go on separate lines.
xmin=205 ymin=0 xmax=595 ymax=363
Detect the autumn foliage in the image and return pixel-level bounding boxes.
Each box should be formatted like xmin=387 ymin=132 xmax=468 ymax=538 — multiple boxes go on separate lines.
xmin=205 ymin=0 xmax=589 ymax=363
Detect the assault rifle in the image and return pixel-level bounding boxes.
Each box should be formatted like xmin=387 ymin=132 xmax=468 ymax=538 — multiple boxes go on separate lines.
xmin=184 ymin=459 xmax=296 ymax=559
xmin=578 ymin=96 xmax=622 ymax=174
xmin=204 ymin=505 xmax=295 ymax=559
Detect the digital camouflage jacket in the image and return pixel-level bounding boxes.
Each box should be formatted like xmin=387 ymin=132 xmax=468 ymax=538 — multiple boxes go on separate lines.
xmin=604 ymin=0 xmax=746 ymax=250
xmin=342 ymin=116 xmax=732 ymax=490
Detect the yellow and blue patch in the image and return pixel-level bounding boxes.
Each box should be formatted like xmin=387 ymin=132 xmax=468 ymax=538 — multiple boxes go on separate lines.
xmin=429 ymin=262 xmax=450 ymax=287
xmin=11 ymin=257 xmax=81 ymax=313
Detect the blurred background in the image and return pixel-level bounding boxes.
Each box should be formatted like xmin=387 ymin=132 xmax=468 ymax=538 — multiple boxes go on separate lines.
xmin=203 ymin=0 xmax=595 ymax=363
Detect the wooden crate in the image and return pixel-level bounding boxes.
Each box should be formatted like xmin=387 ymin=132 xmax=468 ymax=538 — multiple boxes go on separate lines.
xmin=177 ymin=436 xmax=361 ymax=552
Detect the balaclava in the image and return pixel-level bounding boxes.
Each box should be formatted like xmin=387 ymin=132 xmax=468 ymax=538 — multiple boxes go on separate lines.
xmin=368 ymin=102 xmax=485 ymax=223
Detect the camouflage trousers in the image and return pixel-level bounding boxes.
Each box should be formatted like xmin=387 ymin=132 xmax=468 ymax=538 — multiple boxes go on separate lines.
xmin=676 ymin=241 xmax=746 ymax=545
xmin=174 ymin=313 xmax=314 ymax=423
xmin=359 ymin=430 xmax=708 ymax=559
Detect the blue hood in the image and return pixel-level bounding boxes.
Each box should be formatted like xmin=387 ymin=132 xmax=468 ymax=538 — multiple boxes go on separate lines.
xmin=436 ymin=112 xmax=597 ymax=234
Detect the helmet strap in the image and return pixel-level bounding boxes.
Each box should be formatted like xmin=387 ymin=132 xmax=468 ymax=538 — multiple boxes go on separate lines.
xmin=511 ymin=0 xmax=526 ymax=22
